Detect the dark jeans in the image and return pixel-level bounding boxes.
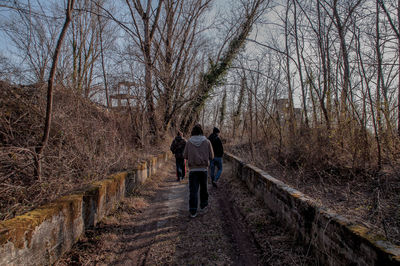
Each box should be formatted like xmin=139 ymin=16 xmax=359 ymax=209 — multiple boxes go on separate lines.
xmin=210 ymin=157 xmax=223 ymax=182
xmin=189 ymin=170 xmax=208 ymax=215
xmin=175 ymin=158 xmax=185 ymax=180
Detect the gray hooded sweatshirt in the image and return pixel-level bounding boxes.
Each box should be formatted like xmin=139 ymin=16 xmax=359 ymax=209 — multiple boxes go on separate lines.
xmin=183 ymin=135 xmax=214 ymax=171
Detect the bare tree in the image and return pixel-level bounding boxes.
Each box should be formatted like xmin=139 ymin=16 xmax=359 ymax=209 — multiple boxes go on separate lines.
xmin=70 ymin=0 xmax=104 ymax=98
xmin=123 ymin=0 xmax=163 ymax=141
xmin=35 ymin=0 xmax=75 ymax=179
xmin=155 ymin=0 xmax=212 ymax=132
xmin=355 ymin=25 xmax=382 ymax=169
xmin=293 ymin=0 xmax=308 ymax=127
xmin=284 ymin=0 xmax=295 ymax=138
xmin=324 ymin=0 xmax=363 ymax=121
xmin=232 ymin=75 xmax=246 ymax=139
xmin=377 ymin=0 xmax=400 ymax=136
xmin=0 ymin=53 xmax=21 ymax=82
xmin=180 ymin=0 xmax=271 ymax=133
xmin=219 ymin=88 xmax=227 ymax=129
xmin=2 ymin=1 xmax=60 ymax=84
xmin=98 ymin=6 xmax=110 ymax=107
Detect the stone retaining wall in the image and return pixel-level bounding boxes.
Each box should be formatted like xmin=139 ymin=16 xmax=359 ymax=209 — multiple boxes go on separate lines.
xmin=224 ymin=152 xmax=400 ymax=265
xmin=0 ymin=152 xmax=172 ymax=266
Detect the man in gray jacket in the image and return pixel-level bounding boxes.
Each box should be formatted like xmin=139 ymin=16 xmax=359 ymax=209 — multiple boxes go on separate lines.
xmin=183 ymin=124 xmax=214 ymax=218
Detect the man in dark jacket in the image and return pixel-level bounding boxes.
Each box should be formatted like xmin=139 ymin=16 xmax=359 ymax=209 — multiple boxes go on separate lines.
xmin=170 ymin=131 xmax=187 ymax=181
xmin=208 ymin=127 xmax=224 ymax=188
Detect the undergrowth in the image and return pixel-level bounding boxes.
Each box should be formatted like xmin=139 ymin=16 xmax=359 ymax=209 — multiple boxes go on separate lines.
xmin=229 ymin=127 xmax=400 ymax=246
xmin=0 ymin=81 xmax=164 ymax=221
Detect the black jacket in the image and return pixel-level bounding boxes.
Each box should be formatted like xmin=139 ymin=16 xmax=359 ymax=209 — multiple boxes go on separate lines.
xmin=208 ymin=133 xmax=224 ymax=157
xmin=170 ymin=136 xmax=186 ymax=159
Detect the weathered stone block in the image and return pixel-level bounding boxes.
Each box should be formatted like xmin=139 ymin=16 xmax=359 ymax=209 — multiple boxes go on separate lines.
xmin=135 ymin=161 xmax=148 ymax=184
xmin=0 ymin=195 xmax=84 ymax=265
xmin=224 ymin=152 xmax=400 ymax=265
xmin=0 ymin=151 xmax=171 ymax=266
xmin=125 ymin=171 xmax=137 ymax=196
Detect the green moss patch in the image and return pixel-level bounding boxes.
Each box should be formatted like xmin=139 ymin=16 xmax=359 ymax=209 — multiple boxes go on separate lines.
xmin=0 ymin=195 xmax=83 ymax=249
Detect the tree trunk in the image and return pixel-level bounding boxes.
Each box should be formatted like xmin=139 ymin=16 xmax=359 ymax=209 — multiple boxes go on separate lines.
xmin=376 ymin=1 xmax=383 ymax=150
xmin=398 ymin=0 xmax=400 ymax=136
xmin=285 ymin=0 xmax=295 ymax=139
xmin=34 ymin=0 xmax=75 ymax=179
xmin=293 ymin=0 xmax=308 ymax=127
xmin=180 ymin=0 xmax=268 ymax=133
xmin=98 ymin=12 xmax=109 ymax=107
xmin=219 ymin=89 xmax=227 ymax=129
xmin=233 ymin=77 xmax=245 ymax=139
xmin=357 ymin=23 xmax=382 ymax=169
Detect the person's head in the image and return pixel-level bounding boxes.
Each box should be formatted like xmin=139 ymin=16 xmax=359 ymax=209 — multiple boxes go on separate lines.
xmin=191 ymin=124 xmax=203 ymax=136
xmin=213 ymin=127 xmax=220 ymax=134
xmin=177 ymin=130 xmax=183 ymax=137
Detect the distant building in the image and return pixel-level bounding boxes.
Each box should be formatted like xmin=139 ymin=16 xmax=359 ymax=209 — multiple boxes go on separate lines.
xmin=274 ymin=98 xmax=289 ymax=122
xmin=294 ymin=108 xmax=302 ymax=122
xmin=274 ymin=98 xmax=289 ymax=114
xmin=110 ymin=81 xmax=137 ymax=108
xmin=273 ymin=98 xmax=302 ymax=124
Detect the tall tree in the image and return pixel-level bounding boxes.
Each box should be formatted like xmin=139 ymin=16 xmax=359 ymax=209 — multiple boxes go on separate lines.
xmin=97 ymin=5 xmax=110 ymax=107
xmin=155 ymin=0 xmax=212 ymax=132
xmin=284 ymin=0 xmax=295 ymax=137
xmin=327 ymin=0 xmax=363 ymax=120
xmin=35 ymin=0 xmax=75 ymax=179
xmin=219 ymin=88 xmax=227 ymax=128
xmin=293 ymin=0 xmax=308 ymax=127
xmin=70 ymin=0 xmax=103 ymax=98
xmin=232 ymin=75 xmax=246 ymax=139
xmin=180 ymin=0 xmax=270 ymax=133
xmin=2 ymin=1 xmax=60 ymax=83
xmin=377 ymin=0 xmax=400 ymax=136
xmin=124 ymin=0 xmax=163 ymax=140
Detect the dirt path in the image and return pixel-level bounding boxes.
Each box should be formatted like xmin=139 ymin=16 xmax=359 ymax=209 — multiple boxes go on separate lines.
xmin=57 ymin=161 xmax=315 ymax=265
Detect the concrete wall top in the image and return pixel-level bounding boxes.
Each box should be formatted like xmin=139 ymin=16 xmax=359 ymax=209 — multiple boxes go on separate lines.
xmin=224 ymin=152 xmax=400 ymax=265
xmin=0 ymin=151 xmax=171 ymax=266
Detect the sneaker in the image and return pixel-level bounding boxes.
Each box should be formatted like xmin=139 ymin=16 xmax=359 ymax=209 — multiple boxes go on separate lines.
xmin=190 ymin=212 xmax=197 ymax=218
xmin=212 ymin=181 xmax=218 ymax=188
xmin=199 ymin=205 xmax=208 ymax=214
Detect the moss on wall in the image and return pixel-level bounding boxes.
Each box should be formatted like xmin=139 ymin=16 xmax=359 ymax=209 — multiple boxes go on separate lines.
xmin=0 ymin=195 xmax=83 ymax=249
xmin=0 ymin=151 xmax=170 ymax=265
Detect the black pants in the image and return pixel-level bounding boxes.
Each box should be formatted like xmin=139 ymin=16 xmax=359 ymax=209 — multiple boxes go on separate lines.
xmin=189 ymin=170 xmax=208 ymax=215
xmin=175 ymin=158 xmax=185 ymax=180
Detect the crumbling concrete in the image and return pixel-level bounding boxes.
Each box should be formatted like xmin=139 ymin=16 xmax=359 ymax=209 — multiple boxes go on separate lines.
xmin=0 ymin=151 xmax=172 ymax=266
xmin=224 ymin=152 xmax=400 ymax=265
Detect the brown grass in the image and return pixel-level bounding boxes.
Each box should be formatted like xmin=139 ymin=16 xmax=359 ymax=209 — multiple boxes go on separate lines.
xmin=0 ymin=81 xmax=167 ymax=221
xmin=229 ymin=126 xmax=400 ymax=246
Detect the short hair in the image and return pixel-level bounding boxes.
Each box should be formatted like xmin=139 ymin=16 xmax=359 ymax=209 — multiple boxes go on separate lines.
xmin=191 ymin=124 xmax=203 ymax=136
xmin=213 ymin=127 xmax=220 ymax=134
xmin=177 ymin=130 xmax=183 ymax=137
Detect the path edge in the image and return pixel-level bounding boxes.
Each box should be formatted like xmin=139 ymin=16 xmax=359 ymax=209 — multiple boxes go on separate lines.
xmin=224 ymin=152 xmax=400 ymax=265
